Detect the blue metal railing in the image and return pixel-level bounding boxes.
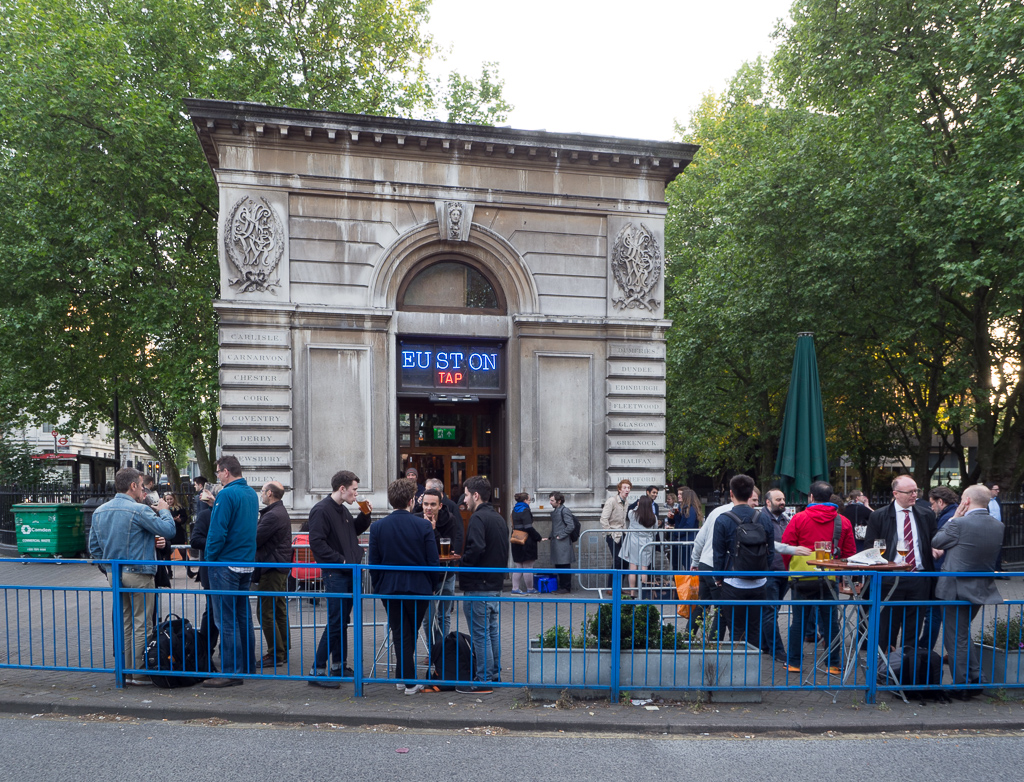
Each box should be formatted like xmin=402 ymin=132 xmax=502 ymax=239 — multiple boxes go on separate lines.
xmin=1 ymin=557 xmax=1021 ymax=703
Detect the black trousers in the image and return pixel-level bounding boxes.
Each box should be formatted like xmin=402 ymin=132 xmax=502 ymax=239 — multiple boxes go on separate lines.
xmin=875 ymin=574 xmax=931 ymax=653
xmin=384 ymin=597 xmax=428 ymax=685
xmin=553 ymin=563 xmax=572 ymax=591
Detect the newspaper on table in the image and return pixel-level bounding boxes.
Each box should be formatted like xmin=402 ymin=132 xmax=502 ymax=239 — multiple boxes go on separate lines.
xmin=846 ymin=548 xmax=888 ymax=566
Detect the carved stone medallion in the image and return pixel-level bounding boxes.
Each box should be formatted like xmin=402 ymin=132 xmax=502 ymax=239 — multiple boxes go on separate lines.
xmin=434 ymin=199 xmax=474 ymax=242
xmin=224 ymin=196 xmax=284 ymax=294
xmin=610 ymin=222 xmax=661 ymax=311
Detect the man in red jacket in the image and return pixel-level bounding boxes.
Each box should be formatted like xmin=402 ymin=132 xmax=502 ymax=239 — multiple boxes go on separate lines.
xmin=782 ymin=481 xmax=856 ymax=675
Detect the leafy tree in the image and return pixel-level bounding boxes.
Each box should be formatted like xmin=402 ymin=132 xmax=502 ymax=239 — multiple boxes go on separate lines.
xmin=773 ymin=0 xmax=1024 ymax=488
xmin=0 ymin=0 xmax=510 ymax=489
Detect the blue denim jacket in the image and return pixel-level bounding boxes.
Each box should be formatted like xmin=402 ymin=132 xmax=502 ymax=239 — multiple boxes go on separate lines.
xmin=88 ymin=493 xmax=177 ymax=575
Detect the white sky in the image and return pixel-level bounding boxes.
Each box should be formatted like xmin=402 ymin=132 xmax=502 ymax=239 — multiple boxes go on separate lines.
xmin=425 ymin=0 xmax=795 ymax=141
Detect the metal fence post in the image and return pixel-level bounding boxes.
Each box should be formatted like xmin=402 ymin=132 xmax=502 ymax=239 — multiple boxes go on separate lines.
xmin=110 ymin=561 xmax=125 ymax=688
xmin=865 ymin=571 xmax=882 ymax=704
xmin=610 ymin=569 xmax=621 ymax=703
xmin=352 ymin=564 xmax=363 ymax=698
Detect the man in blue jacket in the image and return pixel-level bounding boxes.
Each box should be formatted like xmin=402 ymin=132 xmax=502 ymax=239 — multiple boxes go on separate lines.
xmin=369 ymin=478 xmax=440 ymax=695
xmin=204 ymin=455 xmax=259 ymax=687
xmin=89 ymin=467 xmax=176 ymax=685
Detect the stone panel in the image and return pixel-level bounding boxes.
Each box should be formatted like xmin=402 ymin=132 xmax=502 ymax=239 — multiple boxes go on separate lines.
xmin=607 ymin=341 xmax=666 ymax=360
xmin=221 ymin=409 xmax=292 ymax=427
xmin=606 ymin=360 xmax=665 ymax=378
xmin=219 ymin=348 xmax=292 ymax=367
xmin=606 ymin=379 xmax=666 ymax=397
xmin=605 ymin=472 xmax=666 ymax=490
xmin=219 ymin=328 xmax=290 ymax=347
xmin=235 ymin=450 xmax=293 ymax=468
xmin=220 ymin=389 xmax=292 ymax=407
xmin=222 ymin=430 xmax=292 ymax=448
xmin=219 ymin=369 xmax=291 ymax=387
xmin=606 ymin=434 xmax=665 ymax=451
xmin=606 ymin=453 xmax=666 ymax=471
xmin=307 ymin=346 xmax=372 ymax=492
xmin=607 ymin=398 xmax=666 ymax=416
xmin=243 ymin=469 xmax=294 ymax=490
xmin=606 ymin=416 xmax=666 ymax=433
xmin=535 ymin=354 xmax=592 ymax=492
xmin=218 ymin=187 xmax=289 ymax=303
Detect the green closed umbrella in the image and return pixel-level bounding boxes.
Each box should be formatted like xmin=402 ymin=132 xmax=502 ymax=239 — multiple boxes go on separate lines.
xmin=775 ymin=332 xmax=829 ymax=503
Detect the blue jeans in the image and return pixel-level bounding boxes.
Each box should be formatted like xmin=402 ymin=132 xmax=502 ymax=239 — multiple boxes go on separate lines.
xmin=787 ymin=579 xmax=841 ymax=668
xmin=315 ymin=570 xmax=354 ymax=671
xmin=462 ymin=591 xmax=501 ymax=683
xmin=209 ymin=567 xmax=256 ymax=676
xmin=760 ymin=575 xmax=789 ymax=660
xmin=424 ymin=572 xmax=456 ymax=659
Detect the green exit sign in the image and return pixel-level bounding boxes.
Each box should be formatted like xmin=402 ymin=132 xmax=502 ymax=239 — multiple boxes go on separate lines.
xmin=433 ymin=425 xmax=455 ymax=440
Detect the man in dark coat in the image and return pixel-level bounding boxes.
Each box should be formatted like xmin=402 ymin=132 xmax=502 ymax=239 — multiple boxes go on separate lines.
xmin=306 ymin=469 xmax=372 ymax=687
xmin=865 ymin=475 xmax=937 ymax=653
xmin=255 ymin=481 xmax=292 ymax=667
xmin=369 ymin=478 xmax=440 ymax=695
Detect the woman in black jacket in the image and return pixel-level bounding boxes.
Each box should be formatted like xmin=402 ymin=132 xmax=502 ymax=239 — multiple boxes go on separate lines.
xmin=510 ymin=492 xmax=543 ymax=595
xmin=189 ymin=484 xmax=220 ymax=651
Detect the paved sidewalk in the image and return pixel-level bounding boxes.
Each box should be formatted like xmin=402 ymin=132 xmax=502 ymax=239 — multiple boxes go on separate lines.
xmin=2 ymin=665 xmax=1024 ymax=736
xmin=3 ymin=559 xmax=1024 ymax=735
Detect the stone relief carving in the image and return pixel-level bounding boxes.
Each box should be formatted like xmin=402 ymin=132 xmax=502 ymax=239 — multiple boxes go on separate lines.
xmin=224 ymin=195 xmax=284 ymax=294
xmin=434 ymin=199 xmax=474 ymax=242
xmin=610 ymin=222 xmax=661 ymax=311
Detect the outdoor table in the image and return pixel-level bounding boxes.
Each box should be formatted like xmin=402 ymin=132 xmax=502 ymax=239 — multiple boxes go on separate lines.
xmin=812 ymin=558 xmax=912 ymax=702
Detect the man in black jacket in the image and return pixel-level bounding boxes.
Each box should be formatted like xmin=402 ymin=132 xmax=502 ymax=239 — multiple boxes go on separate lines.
xmin=865 ymin=475 xmax=937 ymax=653
xmin=307 ymin=470 xmax=372 ymax=688
xmin=255 ymin=482 xmax=293 ymax=667
xmin=457 ymin=475 xmax=508 ymax=694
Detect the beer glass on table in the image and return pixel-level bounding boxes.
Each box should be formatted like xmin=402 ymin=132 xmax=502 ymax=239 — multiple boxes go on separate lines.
xmin=439 ymin=537 xmax=451 ymax=558
xmin=874 ymin=539 xmax=887 ymax=557
xmin=814 ymin=541 xmax=832 ymax=561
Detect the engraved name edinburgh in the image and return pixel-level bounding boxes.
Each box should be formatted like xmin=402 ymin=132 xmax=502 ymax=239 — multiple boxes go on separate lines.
xmin=610 ymin=222 xmax=661 ymax=311
xmin=225 ymin=196 xmax=284 ymax=294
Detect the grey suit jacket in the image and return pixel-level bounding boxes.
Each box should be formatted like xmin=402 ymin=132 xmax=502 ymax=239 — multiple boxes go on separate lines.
xmin=932 ymin=510 xmax=1004 ymax=605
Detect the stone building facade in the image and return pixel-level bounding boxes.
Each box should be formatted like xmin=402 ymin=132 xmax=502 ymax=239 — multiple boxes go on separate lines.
xmin=187 ymin=99 xmax=695 ymax=524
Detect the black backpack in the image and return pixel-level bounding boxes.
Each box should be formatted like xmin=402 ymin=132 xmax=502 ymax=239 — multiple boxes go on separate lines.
xmin=430 ymin=631 xmax=474 ymax=688
xmin=724 ymin=511 xmax=768 ymax=572
xmin=568 ymin=509 xmax=582 ymax=543
xmin=144 ymin=614 xmax=214 ymax=688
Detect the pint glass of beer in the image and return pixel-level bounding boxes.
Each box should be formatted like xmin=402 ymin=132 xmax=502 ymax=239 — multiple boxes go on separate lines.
xmin=440 ymin=537 xmax=451 ymax=557
xmin=814 ymin=541 xmax=831 ymax=561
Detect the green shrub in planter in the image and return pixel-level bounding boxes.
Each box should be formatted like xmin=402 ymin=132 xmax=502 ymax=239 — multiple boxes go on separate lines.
xmin=587 ymin=602 xmax=685 ymax=650
xmin=979 ymin=614 xmax=1024 ymax=652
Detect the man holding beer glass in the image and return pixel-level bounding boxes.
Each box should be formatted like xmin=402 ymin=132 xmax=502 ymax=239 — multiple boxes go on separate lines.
xmin=781 ymin=481 xmax=857 ymax=675
xmin=419 ymin=488 xmax=463 ymax=658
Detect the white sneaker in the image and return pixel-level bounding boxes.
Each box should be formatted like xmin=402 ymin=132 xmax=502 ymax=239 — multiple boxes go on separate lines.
xmin=404 ymin=684 xmax=424 ymax=696
xmin=125 ymin=676 xmax=153 ymax=687
xmin=396 ymin=683 xmax=406 ymax=691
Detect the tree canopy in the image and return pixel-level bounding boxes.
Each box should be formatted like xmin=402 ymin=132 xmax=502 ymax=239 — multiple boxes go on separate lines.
xmin=0 ymin=0 xmax=510 ymax=487
xmin=666 ymin=0 xmax=1024 ymax=492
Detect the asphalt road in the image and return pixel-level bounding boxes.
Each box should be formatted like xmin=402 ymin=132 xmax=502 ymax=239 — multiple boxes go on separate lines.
xmin=2 ymin=716 xmax=1023 ymax=782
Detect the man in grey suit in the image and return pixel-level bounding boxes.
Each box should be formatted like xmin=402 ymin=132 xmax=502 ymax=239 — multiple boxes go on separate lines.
xmin=932 ymin=484 xmax=1004 ymax=694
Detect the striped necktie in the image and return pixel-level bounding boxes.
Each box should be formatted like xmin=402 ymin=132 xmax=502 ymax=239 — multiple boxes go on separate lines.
xmin=903 ymin=508 xmax=916 ymax=570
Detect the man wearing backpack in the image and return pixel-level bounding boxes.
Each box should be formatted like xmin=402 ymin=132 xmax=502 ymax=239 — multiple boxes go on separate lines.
xmin=712 ymin=475 xmax=775 ymax=651
xmin=781 ymin=480 xmax=857 ymax=675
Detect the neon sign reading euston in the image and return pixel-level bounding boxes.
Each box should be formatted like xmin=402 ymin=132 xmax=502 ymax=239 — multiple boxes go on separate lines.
xmin=397 ymin=342 xmax=503 ymax=392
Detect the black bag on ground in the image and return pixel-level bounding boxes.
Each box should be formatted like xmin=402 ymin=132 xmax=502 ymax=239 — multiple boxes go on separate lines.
xmin=724 ymin=511 xmax=768 ymax=572
xmin=886 ymin=649 xmax=951 ymax=703
xmin=144 ymin=614 xmax=214 ymax=688
xmin=430 ymin=631 xmax=474 ymax=689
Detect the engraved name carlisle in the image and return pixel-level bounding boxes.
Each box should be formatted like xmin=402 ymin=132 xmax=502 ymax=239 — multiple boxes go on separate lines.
xmin=219 ymin=328 xmax=289 ymax=346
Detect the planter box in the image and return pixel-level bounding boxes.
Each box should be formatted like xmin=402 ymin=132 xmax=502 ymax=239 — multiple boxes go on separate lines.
xmin=527 ymin=640 xmax=612 ymax=694
xmin=975 ymin=643 xmax=1024 ymax=691
xmin=620 ymin=642 xmax=763 ymax=702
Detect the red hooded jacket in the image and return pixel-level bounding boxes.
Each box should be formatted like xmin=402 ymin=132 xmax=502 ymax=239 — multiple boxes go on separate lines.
xmin=781 ymin=503 xmax=856 ymax=569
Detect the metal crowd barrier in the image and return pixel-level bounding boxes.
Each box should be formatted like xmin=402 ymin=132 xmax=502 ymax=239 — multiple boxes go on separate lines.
xmin=1 ymin=556 xmax=1022 ymax=704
